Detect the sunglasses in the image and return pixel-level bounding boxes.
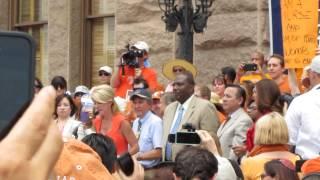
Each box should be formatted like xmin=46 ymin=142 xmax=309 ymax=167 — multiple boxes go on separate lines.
xmin=173 ymin=68 xmax=184 ymax=73
xmin=99 ymin=72 xmax=111 ymax=76
xmin=74 ymin=92 xmax=85 ymax=97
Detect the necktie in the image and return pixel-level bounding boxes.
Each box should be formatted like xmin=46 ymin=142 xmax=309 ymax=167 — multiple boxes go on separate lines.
xmin=138 ymin=120 xmax=142 ymax=132
xmin=165 ymin=106 xmax=184 ymax=160
xmin=136 ymin=119 xmax=142 ymax=140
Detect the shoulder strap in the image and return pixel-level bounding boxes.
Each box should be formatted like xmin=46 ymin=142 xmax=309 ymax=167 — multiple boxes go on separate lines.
xmin=72 ymin=125 xmax=80 ymax=139
xmin=228 ymin=159 xmax=244 ymax=179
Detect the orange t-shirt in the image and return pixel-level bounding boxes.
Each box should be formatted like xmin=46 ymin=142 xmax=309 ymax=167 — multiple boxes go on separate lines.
xmin=278 ymin=76 xmax=291 ymax=94
xmin=278 ymin=75 xmax=303 ymax=95
xmin=93 ymin=113 xmax=128 ymax=155
xmin=115 ymin=66 xmax=158 ymax=98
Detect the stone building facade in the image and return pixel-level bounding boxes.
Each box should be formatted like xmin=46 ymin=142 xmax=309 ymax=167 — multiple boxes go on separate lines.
xmin=0 ymin=0 xmax=270 ymax=90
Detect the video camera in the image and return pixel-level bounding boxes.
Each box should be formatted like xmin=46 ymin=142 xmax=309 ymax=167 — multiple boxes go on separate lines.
xmin=121 ymin=44 xmax=144 ymax=68
xmin=168 ymin=123 xmax=201 ymax=145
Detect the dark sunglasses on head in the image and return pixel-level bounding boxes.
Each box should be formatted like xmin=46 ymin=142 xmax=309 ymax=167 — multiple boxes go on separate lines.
xmin=99 ymin=71 xmax=111 ymax=76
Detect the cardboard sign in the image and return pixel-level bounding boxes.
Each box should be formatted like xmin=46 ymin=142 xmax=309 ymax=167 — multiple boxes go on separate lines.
xmin=281 ymin=0 xmax=318 ymax=68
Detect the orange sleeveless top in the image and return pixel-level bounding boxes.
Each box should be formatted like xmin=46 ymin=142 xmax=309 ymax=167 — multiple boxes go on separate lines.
xmin=93 ymin=113 xmax=128 ymax=155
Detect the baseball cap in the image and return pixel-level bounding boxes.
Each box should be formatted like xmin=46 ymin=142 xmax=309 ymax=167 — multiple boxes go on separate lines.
xmin=152 ymin=91 xmax=164 ymax=100
xmin=132 ymin=41 xmax=149 ymax=53
xmin=310 ymin=55 xmax=320 ymax=73
xmin=302 ymin=157 xmax=320 ymax=175
xmin=99 ymin=66 xmax=113 ymax=74
xmin=74 ymin=85 xmax=89 ymax=95
xmin=54 ymin=139 xmax=113 ymax=180
xmin=130 ymin=88 xmax=152 ymax=100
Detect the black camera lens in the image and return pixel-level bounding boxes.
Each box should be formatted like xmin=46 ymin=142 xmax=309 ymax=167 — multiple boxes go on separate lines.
xmin=121 ymin=50 xmax=140 ymax=68
xmin=135 ymin=50 xmax=144 ymax=58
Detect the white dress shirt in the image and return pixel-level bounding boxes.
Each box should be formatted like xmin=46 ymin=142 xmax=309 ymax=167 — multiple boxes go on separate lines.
xmin=285 ymin=84 xmax=320 ymax=159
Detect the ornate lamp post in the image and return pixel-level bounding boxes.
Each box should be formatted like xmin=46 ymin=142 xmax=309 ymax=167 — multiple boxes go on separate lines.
xmin=158 ymin=0 xmax=214 ymax=63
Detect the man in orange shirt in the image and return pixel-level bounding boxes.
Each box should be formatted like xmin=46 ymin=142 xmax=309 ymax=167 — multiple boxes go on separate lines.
xmin=267 ymin=54 xmax=290 ymax=94
xmin=111 ymin=41 xmax=159 ymax=99
xmin=267 ymin=54 xmax=302 ymax=95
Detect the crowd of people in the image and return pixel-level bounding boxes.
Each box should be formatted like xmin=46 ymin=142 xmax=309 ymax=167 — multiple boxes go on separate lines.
xmin=3 ymin=40 xmax=320 ymax=180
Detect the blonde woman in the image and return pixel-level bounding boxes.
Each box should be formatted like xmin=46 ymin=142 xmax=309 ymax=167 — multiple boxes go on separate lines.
xmin=91 ymin=85 xmax=138 ymax=155
xmin=241 ymin=112 xmax=300 ymax=180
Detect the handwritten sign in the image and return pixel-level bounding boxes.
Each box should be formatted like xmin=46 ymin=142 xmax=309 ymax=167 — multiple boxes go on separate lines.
xmin=281 ymin=0 xmax=318 ymax=68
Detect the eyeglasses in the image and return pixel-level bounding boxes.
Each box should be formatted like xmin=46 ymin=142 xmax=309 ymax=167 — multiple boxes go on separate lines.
xmin=173 ymin=68 xmax=184 ymax=73
xmin=99 ymin=72 xmax=111 ymax=76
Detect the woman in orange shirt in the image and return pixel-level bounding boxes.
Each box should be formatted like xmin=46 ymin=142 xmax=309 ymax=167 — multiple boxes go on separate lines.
xmin=241 ymin=112 xmax=300 ymax=180
xmin=91 ymin=85 xmax=138 ymax=155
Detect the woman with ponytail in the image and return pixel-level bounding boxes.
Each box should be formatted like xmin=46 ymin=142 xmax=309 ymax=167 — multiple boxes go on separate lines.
xmin=91 ymin=85 xmax=138 ymax=155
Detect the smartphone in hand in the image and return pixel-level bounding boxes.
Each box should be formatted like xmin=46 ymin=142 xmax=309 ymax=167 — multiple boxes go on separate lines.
xmin=0 ymin=31 xmax=35 ymax=139
xmin=243 ymin=63 xmax=258 ymax=71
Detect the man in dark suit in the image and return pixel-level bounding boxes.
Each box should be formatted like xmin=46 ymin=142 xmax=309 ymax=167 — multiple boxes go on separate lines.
xmin=217 ymin=84 xmax=252 ymax=161
xmin=162 ymin=71 xmax=220 ymax=161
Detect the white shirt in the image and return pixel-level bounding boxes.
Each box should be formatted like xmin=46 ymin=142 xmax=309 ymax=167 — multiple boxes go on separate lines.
xmin=61 ymin=118 xmax=81 ymax=138
xmin=285 ymin=84 xmax=320 ymax=159
xmin=169 ymin=95 xmax=194 ymax=132
xmin=215 ymin=155 xmax=238 ymax=180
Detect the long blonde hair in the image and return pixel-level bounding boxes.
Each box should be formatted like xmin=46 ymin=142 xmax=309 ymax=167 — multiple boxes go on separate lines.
xmin=90 ymin=85 xmax=119 ymax=113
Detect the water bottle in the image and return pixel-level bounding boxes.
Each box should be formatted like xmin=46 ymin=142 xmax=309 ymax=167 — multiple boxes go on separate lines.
xmin=80 ymin=94 xmax=94 ymax=123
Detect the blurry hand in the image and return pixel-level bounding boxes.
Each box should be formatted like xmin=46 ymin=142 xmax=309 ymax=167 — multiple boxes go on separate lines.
xmin=236 ymin=63 xmax=245 ymax=77
xmin=0 ymin=86 xmax=63 ymax=180
xmin=256 ymin=64 xmax=263 ymax=74
xmin=232 ymin=145 xmax=247 ymax=157
xmin=117 ymin=156 xmax=144 ymax=180
xmin=196 ymin=130 xmax=219 ymax=156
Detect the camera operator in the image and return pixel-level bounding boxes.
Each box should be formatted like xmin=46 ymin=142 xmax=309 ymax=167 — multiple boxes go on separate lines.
xmin=111 ymin=41 xmax=159 ymax=99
